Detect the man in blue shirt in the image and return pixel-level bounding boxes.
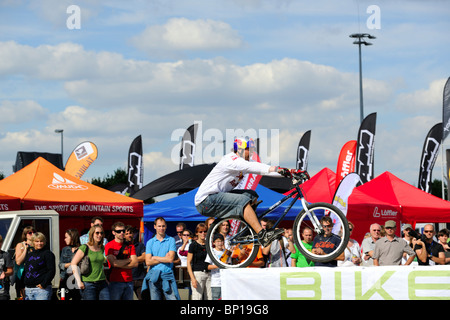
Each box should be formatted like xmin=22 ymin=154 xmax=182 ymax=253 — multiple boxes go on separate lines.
xmin=311 ymin=216 xmax=345 ymax=267
xmin=144 ymin=217 xmax=180 ymax=300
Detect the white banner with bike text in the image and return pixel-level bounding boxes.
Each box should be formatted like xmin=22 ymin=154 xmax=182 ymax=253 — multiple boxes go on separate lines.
xmin=221 ymin=265 xmax=450 ymax=300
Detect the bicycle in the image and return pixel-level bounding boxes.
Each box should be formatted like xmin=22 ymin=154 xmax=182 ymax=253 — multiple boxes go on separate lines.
xmin=205 ymin=170 xmax=350 ymax=268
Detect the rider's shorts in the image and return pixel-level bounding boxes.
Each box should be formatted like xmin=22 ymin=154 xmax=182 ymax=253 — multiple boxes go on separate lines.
xmin=196 ymin=189 xmax=258 ymax=219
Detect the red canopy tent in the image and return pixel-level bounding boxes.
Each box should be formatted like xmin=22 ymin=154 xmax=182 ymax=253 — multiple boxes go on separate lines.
xmin=279 ymin=168 xmax=336 ymax=229
xmin=347 ymin=171 xmax=450 ymax=243
xmin=287 ymin=167 xmax=337 ymax=203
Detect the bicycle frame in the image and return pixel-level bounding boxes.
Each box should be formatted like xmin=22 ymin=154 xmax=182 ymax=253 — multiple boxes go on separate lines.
xmin=228 ymin=181 xmax=323 ymax=246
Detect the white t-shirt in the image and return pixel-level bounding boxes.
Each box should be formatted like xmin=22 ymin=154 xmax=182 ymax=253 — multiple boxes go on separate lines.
xmin=205 ymin=248 xmax=225 ymax=287
xmin=177 ymin=241 xmax=191 ymax=267
xmin=194 ymin=152 xmax=273 ymax=206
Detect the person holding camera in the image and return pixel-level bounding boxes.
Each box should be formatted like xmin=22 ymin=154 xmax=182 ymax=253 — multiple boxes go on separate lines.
xmin=361 ymin=223 xmax=382 ymax=266
xmin=401 ymin=224 xmax=416 ymax=265
xmin=413 ymin=224 xmax=445 ymax=265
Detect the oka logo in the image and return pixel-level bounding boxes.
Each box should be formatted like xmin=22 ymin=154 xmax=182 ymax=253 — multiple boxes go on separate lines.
xmin=48 ymin=173 xmax=88 ymax=190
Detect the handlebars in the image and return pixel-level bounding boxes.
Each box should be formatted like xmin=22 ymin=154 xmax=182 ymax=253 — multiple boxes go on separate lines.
xmin=292 ymin=170 xmax=310 ymax=184
xmin=278 ymin=168 xmax=310 ymax=184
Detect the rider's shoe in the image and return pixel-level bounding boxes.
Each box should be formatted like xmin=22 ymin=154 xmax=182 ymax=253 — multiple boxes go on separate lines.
xmin=257 ymin=228 xmax=285 ymax=247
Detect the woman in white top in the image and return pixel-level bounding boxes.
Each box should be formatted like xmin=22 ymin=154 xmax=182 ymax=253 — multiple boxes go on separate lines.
xmin=338 ymin=221 xmax=361 ymax=267
xmin=177 ymin=230 xmax=192 ymax=267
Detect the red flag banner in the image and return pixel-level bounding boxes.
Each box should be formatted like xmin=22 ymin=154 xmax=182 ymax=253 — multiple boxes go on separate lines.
xmin=335 ymin=140 xmax=357 ymax=187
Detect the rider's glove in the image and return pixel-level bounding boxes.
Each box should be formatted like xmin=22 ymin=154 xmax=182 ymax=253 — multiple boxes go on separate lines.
xmin=290 ymin=169 xmax=310 ymax=182
xmin=277 ymin=167 xmax=291 ymax=178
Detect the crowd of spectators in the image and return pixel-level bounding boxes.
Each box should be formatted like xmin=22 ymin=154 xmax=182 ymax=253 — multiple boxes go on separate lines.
xmin=0 ymin=215 xmax=449 ymax=301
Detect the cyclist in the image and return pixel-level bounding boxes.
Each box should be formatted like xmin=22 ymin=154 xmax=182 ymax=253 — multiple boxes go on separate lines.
xmin=194 ymin=136 xmax=287 ymax=248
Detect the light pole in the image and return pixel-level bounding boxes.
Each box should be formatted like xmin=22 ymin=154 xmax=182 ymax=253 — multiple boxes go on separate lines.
xmin=349 ymin=33 xmax=376 ymax=123
xmin=55 ymin=129 xmax=64 ymax=165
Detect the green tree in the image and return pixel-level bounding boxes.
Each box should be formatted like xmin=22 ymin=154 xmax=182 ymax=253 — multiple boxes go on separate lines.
xmin=90 ymin=168 xmax=128 ymax=190
xmin=430 ymin=179 xmax=448 ymax=200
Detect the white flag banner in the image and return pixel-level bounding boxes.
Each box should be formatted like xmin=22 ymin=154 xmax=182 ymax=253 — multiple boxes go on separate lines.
xmin=331 ymin=172 xmax=361 ymax=234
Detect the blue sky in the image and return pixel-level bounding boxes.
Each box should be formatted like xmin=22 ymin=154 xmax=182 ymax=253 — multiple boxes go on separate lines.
xmin=0 ymin=0 xmax=449 ymax=189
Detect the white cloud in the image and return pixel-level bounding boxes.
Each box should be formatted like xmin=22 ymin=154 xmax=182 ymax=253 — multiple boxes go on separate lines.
xmin=0 ymin=100 xmax=47 ymax=124
xmin=395 ymin=78 xmax=447 ymax=114
xmin=131 ymin=18 xmax=243 ymax=56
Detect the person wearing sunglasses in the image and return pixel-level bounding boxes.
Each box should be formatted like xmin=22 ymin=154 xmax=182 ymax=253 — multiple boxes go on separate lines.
xmin=80 ymin=216 xmax=108 ymax=246
xmin=105 ymin=221 xmax=138 ymax=300
xmin=413 ymin=224 xmax=445 ymax=265
xmin=177 ymin=230 xmax=193 ymax=267
xmin=71 ymin=225 xmax=110 ymax=300
xmin=373 ymin=220 xmax=416 ymax=266
xmin=311 ymin=216 xmax=345 ymax=267
xmin=187 ymin=223 xmax=212 ymax=300
xmin=14 ymin=226 xmax=35 ymax=299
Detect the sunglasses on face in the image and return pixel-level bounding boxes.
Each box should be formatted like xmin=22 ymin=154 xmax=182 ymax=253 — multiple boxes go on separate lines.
xmin=114 ymin=229 xmax=125 ymax=233
xmin=27 ymin=231 xmax=35 ymax=235
xmin=95 ymin=231 xmax=104 ymax=235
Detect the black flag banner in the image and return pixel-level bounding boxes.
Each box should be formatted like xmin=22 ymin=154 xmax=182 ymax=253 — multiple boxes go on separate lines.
xmin=125 ymin=135 xmax=143 ymax=196
xmin=180 ymin=123 xmax=198 ymax=170
xmin=443 ymin=77 xmax=450 ymax=141
xmin=296 ymin=130 xmax=311 ymax=171
xmin=418 ymin=123 xmax=443 ymax=193
xmin=446 ymin=149 xmax=450 ymax=185
xmin=355 ymin=112 xmax=377 ymax=184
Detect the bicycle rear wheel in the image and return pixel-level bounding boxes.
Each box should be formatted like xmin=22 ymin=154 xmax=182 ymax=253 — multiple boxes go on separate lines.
xmin=293 ymin=202 xmax=349 ymax=263
xmin=206 ymin=216 xmax=260 ymax=269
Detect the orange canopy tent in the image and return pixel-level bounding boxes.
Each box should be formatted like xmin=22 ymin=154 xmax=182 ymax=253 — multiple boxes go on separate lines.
xmin=0 ymin=193 xmax=21 ymax=211
xmin=0 ymin=157 xmax=143 ymax=217
xmin=0 ymin=157 xmax=143 ymax=247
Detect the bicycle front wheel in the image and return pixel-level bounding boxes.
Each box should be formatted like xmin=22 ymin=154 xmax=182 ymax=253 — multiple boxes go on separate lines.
xmin=293 ymin=202 xmax=350 ymax=263
xmin=206 ymin=216 xmax=260 ymax=269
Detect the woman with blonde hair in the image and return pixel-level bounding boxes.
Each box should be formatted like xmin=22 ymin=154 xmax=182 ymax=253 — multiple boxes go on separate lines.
xmin=23 ymin=232 xmax=56 ymax=300
xmin=338 ymin=221 xmax=361 ymax=267
xmin=71 ymin=225 xmax=110 ymax=300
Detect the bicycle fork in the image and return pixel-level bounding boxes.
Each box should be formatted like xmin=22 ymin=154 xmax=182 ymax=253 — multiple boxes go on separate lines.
xmin=300 ymin=197 xmax=324 ymax=235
